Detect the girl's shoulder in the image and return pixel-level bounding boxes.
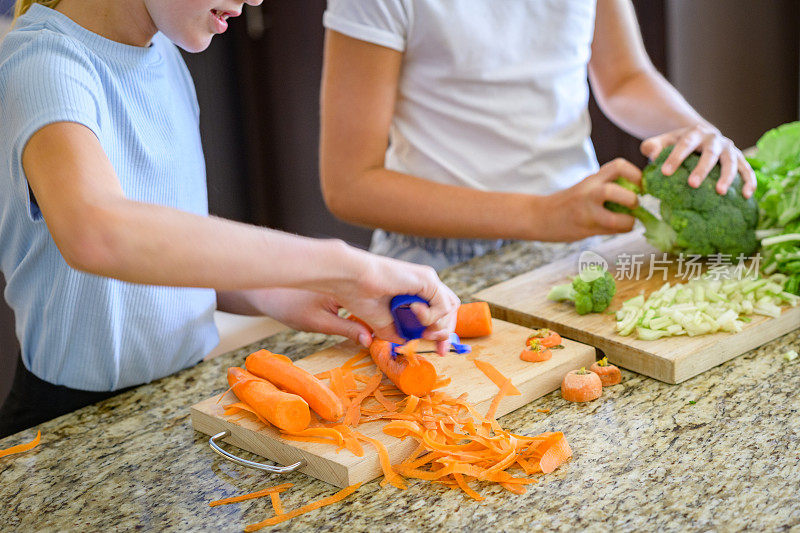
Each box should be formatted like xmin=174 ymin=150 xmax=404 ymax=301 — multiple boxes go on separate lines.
xmin=0 ymin=15 xmax=99 ymax=85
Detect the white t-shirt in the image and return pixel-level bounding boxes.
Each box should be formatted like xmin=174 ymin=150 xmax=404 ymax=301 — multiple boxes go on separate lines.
xmin=323 ymin=0 xmax=600 ymax=196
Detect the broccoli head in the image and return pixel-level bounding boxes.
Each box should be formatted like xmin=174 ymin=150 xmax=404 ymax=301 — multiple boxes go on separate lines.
xmin=605 ymin=147 xmax=759 ymax=257
xmin=547 ymin=265 xmax=616 ymax=315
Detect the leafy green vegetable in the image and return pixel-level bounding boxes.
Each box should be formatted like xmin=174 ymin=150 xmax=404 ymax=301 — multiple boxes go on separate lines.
xmin=548 ymin=265 xmax=616 ymax=315
xmin=752 ymin=121 xmax=800 ymax=294
xmin=607 ymin=147 xmax=759 ymax=257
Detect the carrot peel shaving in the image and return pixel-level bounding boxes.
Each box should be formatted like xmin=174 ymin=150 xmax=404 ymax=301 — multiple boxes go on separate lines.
xmin=0 ymin=430 xmax=41 ymax=458
xmin=243 ymin=483 xmax=362 ymax=532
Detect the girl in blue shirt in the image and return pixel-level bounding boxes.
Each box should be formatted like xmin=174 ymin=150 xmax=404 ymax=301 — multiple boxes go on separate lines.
xmin=0 ymin=0 xmax=459 ymax=438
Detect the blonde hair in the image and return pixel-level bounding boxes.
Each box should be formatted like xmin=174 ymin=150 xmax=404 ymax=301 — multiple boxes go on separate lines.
xmin=14 ymin=0 xmax=62 ymax=20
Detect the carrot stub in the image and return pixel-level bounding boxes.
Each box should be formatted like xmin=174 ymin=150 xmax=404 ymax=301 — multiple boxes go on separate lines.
xmin=454 ymin=302 xmax=493 ymax=338
xmin=245 ymin=349 xmax=344 ymax=422
xmin=520 ymin=339 xmax=552 ymax=363
xmin=526 ymin=328 xmax=562 ymax=348
xmin=227 ymin=367 xmax=311 ymax=432
xmin=560 ymin=367 xmax=602 ymax=402
xmin=590 ymin=357 xmax=622 ymax=386
xmin=0 ymin=430 xmax=41 ymax=458
xmin=369 ymin=339 xmax=438 ymax=397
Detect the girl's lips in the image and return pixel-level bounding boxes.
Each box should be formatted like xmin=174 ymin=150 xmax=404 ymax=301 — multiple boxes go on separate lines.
xmin=210 ymin=9 xmax=231 ymax=33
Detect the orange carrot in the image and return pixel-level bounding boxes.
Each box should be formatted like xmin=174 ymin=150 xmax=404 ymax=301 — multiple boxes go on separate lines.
xmin=519 ymin=339 xmax=552 ymax=363
xmin=526 ymin=328 xmax=562 ymax=348
xmin=455 ymin=302 xmax=493 ymax=338
xmin=227 ymin=367 xmax=311 ymax=432
xmin=473 ymin=360 xmax=521 ymax=396
xmin=560 ymin=367 xmax=602 ymax=402
xmin=208 ymin=483 xmax=293 ymax=507
xmin=369 ymin=339 xmax=438 ymax=397
xmin=590 ymin=357 xmax=622 ymax=386
xmin=243 ymin=483 xmax=362 ymax=532
xmin=0 ymin=430 xmax=40 ymax=458
xmin=245 ymin=350 xmax=344 ymax=422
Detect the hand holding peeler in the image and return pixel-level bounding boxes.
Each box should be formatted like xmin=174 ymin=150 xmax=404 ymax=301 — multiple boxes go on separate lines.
xmin=389 ymin=295 xmax=470 ymax=356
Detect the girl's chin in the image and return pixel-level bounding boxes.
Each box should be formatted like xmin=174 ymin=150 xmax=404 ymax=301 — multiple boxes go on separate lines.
xmin=175 ymin=35 xmax=214 ymax=53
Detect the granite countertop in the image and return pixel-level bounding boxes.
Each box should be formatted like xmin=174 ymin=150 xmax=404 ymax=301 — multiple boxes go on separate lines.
xmin=2 ymin=240 xmax=799 ymax=532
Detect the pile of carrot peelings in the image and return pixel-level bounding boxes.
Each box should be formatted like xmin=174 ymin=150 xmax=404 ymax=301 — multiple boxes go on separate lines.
xmin=309 ymin=349 xmax=573 ymax=501
xmin=220 ymin=346 xmax=572 ymax=525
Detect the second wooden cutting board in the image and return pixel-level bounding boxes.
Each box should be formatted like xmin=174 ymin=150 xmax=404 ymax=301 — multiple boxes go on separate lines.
xmin=191 ymin=318 xmax=595 ymax=487
xmin=474 ymin=233 xmax=800 ymax=384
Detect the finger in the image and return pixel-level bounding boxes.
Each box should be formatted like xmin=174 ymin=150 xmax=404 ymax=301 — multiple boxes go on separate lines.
xmin=687 ymin=138 xmax=722 ymax=188
xmin=599 ymin=158 xmax=643 ymax=186
xmin=738 ymin=155 xmax=756 ymax=198
xmin=640 ymin=132 xmax=676 ymax=160
xmin=715 ymin=148 xmax=738 ymax=195
xmin=597 ymin=208 xmax=636 ymax=233
xmin=315 ymin=312 xmax=374 ymax=346
xmin=435 ymin=338 xmax=451 ymax=357
xmin=409 ymin=301 xmax=436 ymax=327
xmin=604 ymin=183 xmax=639 ymax=208
xmin=371 ymin=320 xmax=405 ymax=345
xmin=661 ymin=131 xmax=702 ymax=175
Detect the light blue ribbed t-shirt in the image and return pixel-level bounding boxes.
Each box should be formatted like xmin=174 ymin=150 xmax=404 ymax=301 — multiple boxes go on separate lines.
xmin=0 ymin=4 xmax=219 ymax=391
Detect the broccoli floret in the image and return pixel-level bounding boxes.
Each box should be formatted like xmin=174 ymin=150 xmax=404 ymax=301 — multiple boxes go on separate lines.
xmin=605 ymin=147 xmax=759 ymax=257
xmin=547 ymin=265 xmax=616 ymax=315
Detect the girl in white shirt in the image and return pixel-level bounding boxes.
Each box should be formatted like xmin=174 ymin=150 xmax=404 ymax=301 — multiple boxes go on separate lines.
xmin=319 ymin=0 xmax=755 ymax=270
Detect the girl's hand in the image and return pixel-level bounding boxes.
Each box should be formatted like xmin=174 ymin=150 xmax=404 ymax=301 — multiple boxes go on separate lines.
xmin=640 ymin=123 xmax=756 ymax=198
xmin=333 ymin=249 xmax=460 ymax=355
xmin=254 ymin=288 xmax=376 ymax=347
xmin=546 ymin=158 xmax=642 ymax=241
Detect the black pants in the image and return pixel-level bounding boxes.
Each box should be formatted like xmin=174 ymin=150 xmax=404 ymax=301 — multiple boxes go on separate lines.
xmin=0 ymin=355 xmax=131 ymax=439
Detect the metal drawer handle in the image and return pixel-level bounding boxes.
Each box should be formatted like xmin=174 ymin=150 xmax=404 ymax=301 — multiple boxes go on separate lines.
xmin=209 ymin=431 xmax=305 ymax=474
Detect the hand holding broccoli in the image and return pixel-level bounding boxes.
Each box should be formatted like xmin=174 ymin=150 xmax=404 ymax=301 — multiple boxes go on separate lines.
xmin=545 ymin=159 xmax=643 ymax=242
xmin=640 ymin=123 xmax=756 ymax=198
xmin=605 ymin=147 xmax=759 ymax=257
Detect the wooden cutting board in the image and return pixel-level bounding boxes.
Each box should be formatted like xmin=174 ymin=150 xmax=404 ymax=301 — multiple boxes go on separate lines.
xmin=191 ymin=318 xmax=595 ymax=487
xmin=474 ymin=233 xmax=800 ymax=384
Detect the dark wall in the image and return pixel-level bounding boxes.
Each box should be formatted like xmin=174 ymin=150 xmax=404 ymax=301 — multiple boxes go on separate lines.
xmin=666 ymin=0 xmax=799 ymax=148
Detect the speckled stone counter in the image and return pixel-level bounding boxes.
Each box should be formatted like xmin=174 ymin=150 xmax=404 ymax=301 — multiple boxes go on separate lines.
xmin=2 ymin=240 xmax=799 ymax=532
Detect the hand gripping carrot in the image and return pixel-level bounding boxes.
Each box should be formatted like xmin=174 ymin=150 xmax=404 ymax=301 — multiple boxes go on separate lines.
xmin=227 ymin=367 xmax=311 ymax=432
xmin=369 ymin=339 xmax=438 ymax=397
xmin=245 ymin=350 xmax=344 ymax=422
xmin=454 ymin=302 xmax=493 ymax=338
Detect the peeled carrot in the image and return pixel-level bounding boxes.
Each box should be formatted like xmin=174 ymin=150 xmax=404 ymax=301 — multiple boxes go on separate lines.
xmin=560 ymin=367 xmax=602 ymax=402
xmin=590 ymin=357 xmax=622 ymax=386
xmin=245 ymin=350 xmax=344 ymax=422
xmin=0 ymin=430 xmax=40 ymax=458
xmin=455 ymin=302 xmax=493 ymax=338
xmin=369 ymin=339 xmax=438 ymax=397
xmin=527 ymin=328 xmax=562 ymax=348
xmin=227 ymin=367 xmax=311 ymax=432
xmin=244 ymin=483 xmax=362 ymax=531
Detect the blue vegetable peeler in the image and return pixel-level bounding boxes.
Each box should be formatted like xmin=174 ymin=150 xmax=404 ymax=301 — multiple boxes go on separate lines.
xmin=388 ymin=295 xmax=471 ymax=357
